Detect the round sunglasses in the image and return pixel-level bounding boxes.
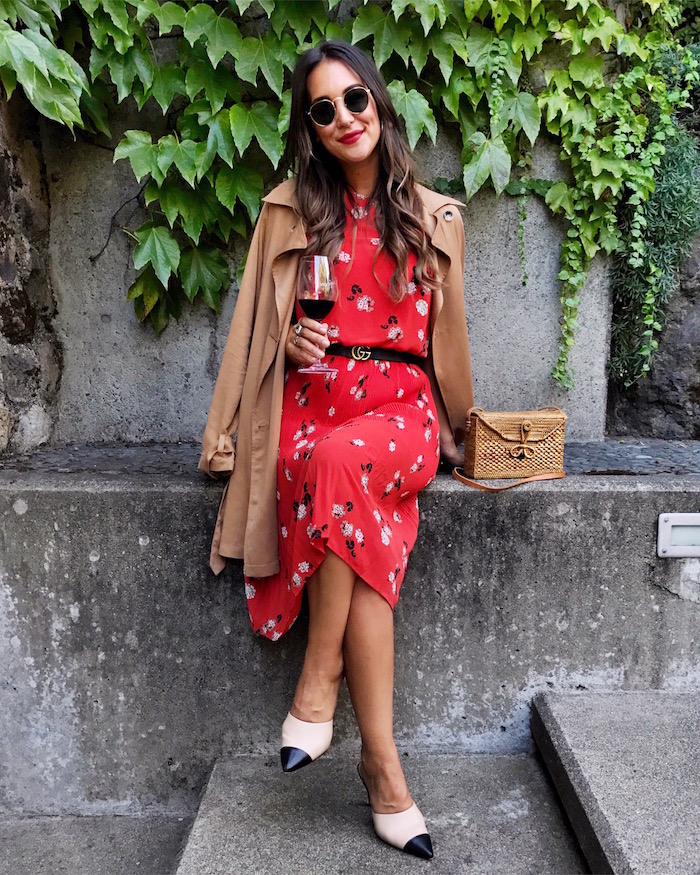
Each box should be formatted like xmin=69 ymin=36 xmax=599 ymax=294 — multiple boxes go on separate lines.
xmin=307 ymin=86 xmax=372 ymax=127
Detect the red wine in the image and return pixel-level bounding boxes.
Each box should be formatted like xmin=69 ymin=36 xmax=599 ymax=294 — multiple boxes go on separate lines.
xmin=299 ymin=298 xmax=334 ymax=320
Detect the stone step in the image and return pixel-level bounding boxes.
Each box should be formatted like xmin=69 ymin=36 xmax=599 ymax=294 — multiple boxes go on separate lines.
xmin=0 ymin=814 xmax=192 ymax=875
xmin=531 ymin=691 xmax=700 ymax=875
xmin=175 ymin=753 xmax=586 ymax=875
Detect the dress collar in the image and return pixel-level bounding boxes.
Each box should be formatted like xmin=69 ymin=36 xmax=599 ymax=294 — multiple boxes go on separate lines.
xmin=345 ymin=187 xmax=372 ymax=221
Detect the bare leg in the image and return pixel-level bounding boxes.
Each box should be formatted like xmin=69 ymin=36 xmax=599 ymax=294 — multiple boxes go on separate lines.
xmin=343 ymin=579 xmax=412 ymax=814
xmin=290 ymin=549 xmax=358 ymax=723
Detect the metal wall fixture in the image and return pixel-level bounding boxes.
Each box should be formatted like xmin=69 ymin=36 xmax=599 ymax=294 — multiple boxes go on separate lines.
xmin=657 ymin=513 xmax=700 ymax=558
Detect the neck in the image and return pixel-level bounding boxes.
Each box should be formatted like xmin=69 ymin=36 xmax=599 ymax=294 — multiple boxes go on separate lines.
xmin=340 ymin=158 xmax=379 ymax=199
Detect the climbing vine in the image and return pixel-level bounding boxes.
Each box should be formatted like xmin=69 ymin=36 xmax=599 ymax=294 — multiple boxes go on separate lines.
xmin=0 ymin=0 xmax=694 ymax=386
xmin=516 ymin=192 xmax=528 ymax=287
xmin=609 ymin=44 xmax=700 ymax=385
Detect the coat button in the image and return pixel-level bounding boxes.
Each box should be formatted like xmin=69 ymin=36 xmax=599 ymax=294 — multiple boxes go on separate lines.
xmin=443 ymin=210 xmax=454 ymax=221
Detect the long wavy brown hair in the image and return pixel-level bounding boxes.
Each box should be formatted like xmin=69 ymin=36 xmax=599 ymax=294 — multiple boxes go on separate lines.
xmin=284 ymin=40 xmax=439 ymax=301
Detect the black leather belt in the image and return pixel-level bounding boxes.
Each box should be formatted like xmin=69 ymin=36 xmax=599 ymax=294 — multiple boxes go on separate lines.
xmin=326 ymin=344 xmax=427 ymax=370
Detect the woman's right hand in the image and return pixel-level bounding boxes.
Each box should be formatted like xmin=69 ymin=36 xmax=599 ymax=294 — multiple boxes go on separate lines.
xmin=285 ymin=318 xmax=330 ymax=367
xmin=439 ymin=432 xmax=463 ymax=467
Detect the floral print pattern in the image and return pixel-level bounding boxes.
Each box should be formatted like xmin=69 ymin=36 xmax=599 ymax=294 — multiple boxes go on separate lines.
xmin=245 ymin=193 xmax=439 ymax=640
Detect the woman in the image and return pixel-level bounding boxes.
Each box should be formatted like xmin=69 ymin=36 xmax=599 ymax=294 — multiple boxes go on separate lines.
xmin=200 ymin=40 xmax=473 ymax=858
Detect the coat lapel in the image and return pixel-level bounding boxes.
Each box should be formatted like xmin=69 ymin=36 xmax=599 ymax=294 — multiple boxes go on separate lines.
xmin=262 ymin=181 xmax=308 ymax=337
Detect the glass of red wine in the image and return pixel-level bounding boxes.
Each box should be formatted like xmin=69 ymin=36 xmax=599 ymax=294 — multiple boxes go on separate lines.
xmin=296 ymin=255 xmax=338 ymax=375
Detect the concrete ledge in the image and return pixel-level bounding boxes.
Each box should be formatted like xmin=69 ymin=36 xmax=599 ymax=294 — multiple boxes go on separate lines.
xmin=531 ymin=691 xmax=700 ymax=875
xmin=1 ymin=467 xmax=700 ymax=814
xmin=4 ymin=437 xmax=700 ymax=476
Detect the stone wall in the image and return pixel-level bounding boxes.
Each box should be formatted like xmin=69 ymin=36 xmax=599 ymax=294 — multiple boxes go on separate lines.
xmin=0 ymin=98 xmax=61 ymax=453
xmin=606 ymin=234 xmax=700 ymax=439
xmin=1 ymin=467 xmax=699 ymax=813
xmin=2 ymin=100 xmax=613 ymax=449
xmin=41 ymin=121 xmax=610 ymax=445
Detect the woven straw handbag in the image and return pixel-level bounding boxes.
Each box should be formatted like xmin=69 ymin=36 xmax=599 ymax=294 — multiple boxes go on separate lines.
xmin=453 ymin=406 xmax=567 ymax=492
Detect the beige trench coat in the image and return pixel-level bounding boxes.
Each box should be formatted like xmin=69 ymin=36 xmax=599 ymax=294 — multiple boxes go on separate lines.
xmin=199 ymin=179 xmax=474 ymax=576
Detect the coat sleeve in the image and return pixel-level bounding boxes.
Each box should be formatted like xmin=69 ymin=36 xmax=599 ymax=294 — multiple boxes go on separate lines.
xmin=429 ymin=209 xmax=473 ymax=447
xmin=198 ymin=204 xmax=270 ymax=477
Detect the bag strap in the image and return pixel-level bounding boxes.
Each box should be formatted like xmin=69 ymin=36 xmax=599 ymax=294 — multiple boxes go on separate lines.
xmin=465 ymin=406 xmax=482 ymax=427
xmin=452 ymin=467 xmax=565 ymax=492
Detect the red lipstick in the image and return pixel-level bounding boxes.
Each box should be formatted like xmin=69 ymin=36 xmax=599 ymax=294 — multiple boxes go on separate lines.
xmin=339 ymin=130 xmax=363 ymax=145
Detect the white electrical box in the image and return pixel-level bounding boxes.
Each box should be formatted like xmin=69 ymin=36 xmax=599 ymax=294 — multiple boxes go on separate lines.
xmin=657 ymin=513 xmax=700 ymax=558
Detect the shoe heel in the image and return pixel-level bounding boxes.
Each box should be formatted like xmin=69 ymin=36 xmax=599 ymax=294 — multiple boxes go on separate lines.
xmin=357 ymin=762 xmax=370 ymax=805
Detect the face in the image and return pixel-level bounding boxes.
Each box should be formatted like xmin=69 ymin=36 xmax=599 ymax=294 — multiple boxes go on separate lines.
xmin=306 ymin=59 xmax=381 ymax=182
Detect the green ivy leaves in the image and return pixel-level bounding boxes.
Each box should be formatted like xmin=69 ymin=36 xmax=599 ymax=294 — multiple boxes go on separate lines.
xmin=114 ymin=105 xmax=279 ymax=193
xmin=180 ymin=247 xmax=230 ymax=308
xmin=183 ymin=5 xmax=242 ymax=68
xmin=0 ymin=19 xmax=89 ymax=129
xmin=387 ymin=81 xmax=436 ymax=149
xmin=127 ymin=266 xmax=162 ymax=318
xmin=133 ymin=224 xmax=180 ymax=288
xmin=463 ymin=133 xmax=511 ymax=198
xmin=113 ymin=130 xmax=155 ymax=182
xmin=0 ymin=0 xmax=688 ymax=384
xmin=353 ymin=5 xmax=412 ymax=68
xmin=229 ymin=102 xmax=283 ymax=168
xmin=215 ymin=166 xmax=264 ymax=222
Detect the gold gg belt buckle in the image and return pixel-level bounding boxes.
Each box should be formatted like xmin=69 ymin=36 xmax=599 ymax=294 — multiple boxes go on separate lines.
xmin=351 ymin=345 xmax=372 ymax=361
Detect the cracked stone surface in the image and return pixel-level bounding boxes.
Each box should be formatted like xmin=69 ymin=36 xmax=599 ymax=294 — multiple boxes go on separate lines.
xmin=0 ymin=98 xmax=61 ymax=453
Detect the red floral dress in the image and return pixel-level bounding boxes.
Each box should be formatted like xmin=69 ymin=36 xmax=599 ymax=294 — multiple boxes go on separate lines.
xmin=245 ymin=193 xmax=440 ymax=640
